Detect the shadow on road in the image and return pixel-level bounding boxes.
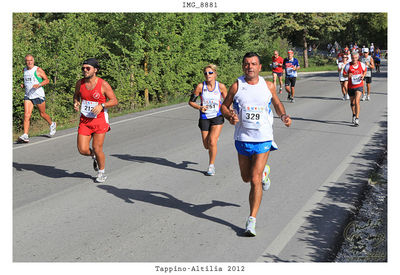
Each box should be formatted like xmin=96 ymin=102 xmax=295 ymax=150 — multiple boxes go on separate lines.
xmin=290 ymin=116 xmax=352 ymax=126
xmin=295 ymin=95 xmax=343 ymax=101
xmin=260 ymin=116 xmax=387 ymax=262
xmin=111 ymin=154 xmax=205 ymax=174
xmin=97 ymin=185 xmax=247 ymax=236
xmin=13 ymin=162 xmax=93 ymax=180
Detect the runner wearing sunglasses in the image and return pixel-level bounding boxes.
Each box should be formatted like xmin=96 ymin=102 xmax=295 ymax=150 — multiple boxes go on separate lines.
xmin=189 ymin=64 xmax=227 ymax=176
xmin=73 ymin=58 xmax=118 ymax=183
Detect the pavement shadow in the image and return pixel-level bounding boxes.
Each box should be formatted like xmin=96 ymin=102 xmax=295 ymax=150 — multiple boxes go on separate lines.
xmin=295 ymin=95 xmax=343 ymax=101
xmin=259 ymin=116 xmax=387 ymax=262
xmin=294 ymin=117 xmax=387 ymax=262
xmin=97 ymin=185 xmax=247 ymax=236
xmin=290 ymin=116 xmax=351 ymax=126
xmin=111 ymin=154 xmax=205 ymax=174
xmin=13 ymin=162 xmax=93 ymax=180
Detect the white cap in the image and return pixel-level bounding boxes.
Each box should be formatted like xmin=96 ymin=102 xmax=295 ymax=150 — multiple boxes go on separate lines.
xmin=362 ymin=48 xmax=369 ymax=53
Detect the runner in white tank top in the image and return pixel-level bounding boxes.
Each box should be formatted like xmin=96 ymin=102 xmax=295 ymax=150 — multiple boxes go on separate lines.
xmin=221 ymin=52 xmax=291 ymax=236
xmin=18 ymin=54 xmax=56 ymax=143
xmin=189 ymin=64 xmax=228 ymax=176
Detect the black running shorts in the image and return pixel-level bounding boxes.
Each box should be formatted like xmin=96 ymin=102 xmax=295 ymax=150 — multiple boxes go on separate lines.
xmin=198 ymin=115 xmax=224 ymax=131
xmin=285 ymin=77 xmax=296 ymax=87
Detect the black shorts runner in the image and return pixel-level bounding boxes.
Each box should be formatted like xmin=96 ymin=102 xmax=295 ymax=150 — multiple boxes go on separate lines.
xmin=348 ymin=87 xmax=363 ymax=97
xmin=273 ymin=72 xmax=282 ymax=77
xmin=365 ymin=76 xmax=372 ymax=84
xmin=285 ymin=77 xmax=296 ymax=87
xmin=198 ymin=115 xmax=224 ymax=131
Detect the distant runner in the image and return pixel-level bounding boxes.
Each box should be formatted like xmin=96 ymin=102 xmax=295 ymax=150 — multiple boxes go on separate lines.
xmin=18 ymin=54 xmax=56 ymax=143
xmin=360 ymin=48 xmax=375 ymax=101
xmin=374 ymin=48 xmax=381 ymax=73
xmin=189 ymin=64 xmax=227 ymax=176
xmin=338 ymin=54 xmax=350 ymax=100
xmin=221 ymin=52 xmax=291 ymax=236
xmin=73 ymin=58 xmax=118 ymax=183
xmin=283 ymin=50 xmax=300 ymax=103
xmin=343 ymin=52 xmax=367 ymax=127
xmin=271 ymin=51 xmax=284 ymax=94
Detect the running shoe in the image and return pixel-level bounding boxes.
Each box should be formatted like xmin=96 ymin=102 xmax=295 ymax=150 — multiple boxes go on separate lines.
xmin=346 ymin=94 xmax=350 ymax=100
xmin=262 ymin=164 xmax=271 ymax=191
xmin=245 ymin=216 xmax=256 ymax=237
xmin=18 ymin=133 xmax=29 ymax=143
xmin=290 ymin=98 xmax=295 ymax=103
xmin=49 ymin=122 xmax=57 ymax=136
xmin=354 ymin=118 xmax=359 ymax=127
xmin=367 ymin=95 xmax=370 ymax=101
xmin=206 ymin=164 xmax=215 ymax=176
xmin=352 ymin=115 xmax=356 ymax=124
xmin=96 ymin=172 xmax=107 ymax=183
xmin=287 ymin=94 xmax=291 ymax=100
xmin=361 ymin=95 xmax=366 ymax=101
xmin=279 ymin=88 xmax=282 ymax=94
xmin=342 ymin=95 xmax=346 ymax=101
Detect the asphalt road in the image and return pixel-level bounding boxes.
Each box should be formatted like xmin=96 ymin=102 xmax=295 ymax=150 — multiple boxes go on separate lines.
xmin=13 ymin=62 xmax=387 ymax=262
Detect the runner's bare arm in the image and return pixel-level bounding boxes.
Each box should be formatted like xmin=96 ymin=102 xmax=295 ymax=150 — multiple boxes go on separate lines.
xmin=34 ymin=67 xmax=49 ymax=88
xmin=73 ymin=80 xmax=81 ymax=112
xmin=219 ymin=83 xmax=228 ymax=100
xmin=267 ymin=81 xmax=291 ymax=127
xmin=221 ymin=81 xmax=239 ymax=125
xmin=188 ymin=83 xmax=207 ymax=112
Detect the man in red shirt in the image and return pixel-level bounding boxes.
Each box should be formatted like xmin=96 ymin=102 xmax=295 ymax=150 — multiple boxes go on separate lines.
xmin=343 ymin=52 xmax=367 ymax=127
xmin=271 ymin=51 xmax=284 ymax=93
xmin=73 ymin=58 xmax=118 ymax=182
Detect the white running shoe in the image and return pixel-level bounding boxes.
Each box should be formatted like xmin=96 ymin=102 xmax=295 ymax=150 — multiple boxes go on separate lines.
xmin=245 ymin=216 xmax=256 ymax=237
xmin=346 ymin=94 xmax=350 ymax=100
xmin=361 ymin=95 xmax=366 ymax=101
xmin=352 ymin=115 xmax=356 ymax=124
xmin=342 ymin=95 xmax=346 ymax=101
xmin=354 ymin=118 xmax=359 ymax=127
xmin=96 ymin=172 xmax=107 ymax=183
xmin=49 ymin=122 xmax=57 ymax=136
xmin=206 ymin=164 xmax=215 ymax=176
xmin=262 ymin=164 xmax=271 ymax=191
xmin=18 ymin=133 xmax=29 ymax=143
xmin=367 ymin=95 xmax=370 ymax=101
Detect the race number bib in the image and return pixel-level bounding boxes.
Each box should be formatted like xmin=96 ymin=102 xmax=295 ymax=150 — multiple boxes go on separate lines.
xmin=241 ymin=105 xmax=267 ymax=129
xmin=81 ymin=100 xmax=98 ymax=118
xmin=351 ymin=74 xmax=363 ymax=85
xmin=203 ymin=100 xmax=219 ymax=115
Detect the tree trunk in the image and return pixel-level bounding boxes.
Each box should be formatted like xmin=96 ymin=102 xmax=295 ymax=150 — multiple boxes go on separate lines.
xmin=303 ymin=31 xmax=309 ymax=68
xmin=144 ymin=55 xmax=149 ymax=106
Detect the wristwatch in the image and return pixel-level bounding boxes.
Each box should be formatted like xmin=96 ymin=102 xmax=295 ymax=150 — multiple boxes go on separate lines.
xmin=101 ymin=103 xmax=105 ymax=109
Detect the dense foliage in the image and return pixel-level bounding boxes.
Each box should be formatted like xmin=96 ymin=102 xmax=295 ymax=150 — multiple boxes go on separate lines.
xmin=12 ymin=13 xmax=387 ymax=132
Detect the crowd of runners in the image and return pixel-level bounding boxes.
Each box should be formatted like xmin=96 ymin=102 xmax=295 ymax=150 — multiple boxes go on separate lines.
xmin=16 ymin=44 xmax=384 ymax=236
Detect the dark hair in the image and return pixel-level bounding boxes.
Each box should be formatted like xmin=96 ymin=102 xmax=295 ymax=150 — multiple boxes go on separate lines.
xmin=242 ymin=52 xmax=261 ymax=64
xmin=83 ymin=58 xmax=100 ymax=70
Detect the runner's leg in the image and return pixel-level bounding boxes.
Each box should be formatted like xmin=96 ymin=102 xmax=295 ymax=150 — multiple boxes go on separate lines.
xmin=207 ymin=124 xmax=223 ymax=165
xmin=36 ymin=101 xmax=53 ymax=125
xmin=77 ymin=134 xmax=92 ymax=156
xmin=23 ymin=100 xmax=34 ymax=134
xmin=92 ymin=133 xmax=106 ymax=170
xmin=248 ymin=151 xmax=270 ymax=218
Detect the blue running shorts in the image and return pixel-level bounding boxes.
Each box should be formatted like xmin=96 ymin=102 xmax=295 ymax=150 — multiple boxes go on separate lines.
xmin=235 ymin=140 xmax=277 ymax=157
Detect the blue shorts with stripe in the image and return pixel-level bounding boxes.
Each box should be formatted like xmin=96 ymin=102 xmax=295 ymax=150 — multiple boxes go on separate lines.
xmin=235 ymin=140 xmax=277 ymax=157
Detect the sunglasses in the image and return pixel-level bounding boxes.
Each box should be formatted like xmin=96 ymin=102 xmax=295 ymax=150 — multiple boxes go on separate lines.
xmin=81 ymin=67 xmax=92 ymax=71
xmin=204 ymin=71 xmax=214 ymax=75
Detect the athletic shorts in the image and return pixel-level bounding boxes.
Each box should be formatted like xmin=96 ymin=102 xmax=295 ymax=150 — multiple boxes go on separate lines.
xmin=198 ymin=115 xmax=224 ymax=131
xmin=285 ymin=77 xmax=296 ymax=87
xmin=78 ymin=116 xmax=110 ymax=136
xmin=348 ymin=87 xmax=363 ymax=97
xmin=235 ymin=140 xmax=277 ymax=157
xmin=365 ymin=77 xmax=372 ymax=84
xmin=273 ymin=72 xmax=283 ymax=77
xmin=24 ymin=96 xmax=45 ymax=105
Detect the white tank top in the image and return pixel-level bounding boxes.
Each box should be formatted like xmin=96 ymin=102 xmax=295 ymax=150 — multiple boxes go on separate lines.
xmin=360 ymin=56 xmax=372 ymax=77
xmin=24 ymin=66 xmax=45 ymax=99
xmin=233 ymin=76 xmax=275 ymax=142
xmin=200 ymin=81 xmax=222 ymax=119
